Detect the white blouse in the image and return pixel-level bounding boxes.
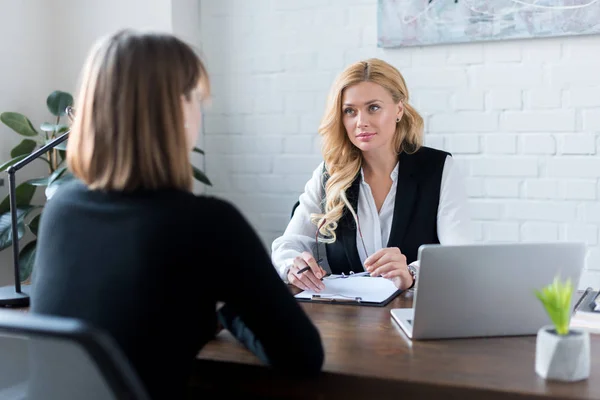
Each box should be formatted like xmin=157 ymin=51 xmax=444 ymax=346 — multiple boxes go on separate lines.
xmin=271 ymin=155 xmax=474 ymax=280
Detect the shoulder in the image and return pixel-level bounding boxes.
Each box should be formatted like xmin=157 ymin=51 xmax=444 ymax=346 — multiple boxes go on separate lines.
xmin=193 ymin=194 xmax=248 ymax=223
xmin=408 ymin=146 xmax=451 ymax=165
xmin=402 ymin=146 xmax=452 ymax=179
xmin=48 ymin=178 xmax=86 ymax=199
xmin=412 ymin=146 xmax=451 ymax=161
xmin=314 ymin=161 xmax=326 ymax=177
xmin=305 ymin=160 xmax=327 ymax=189
xmin=193 ymin=195 xmax=265 ymax=241
xmin=43 ymin=178 xmax=88 ymax=211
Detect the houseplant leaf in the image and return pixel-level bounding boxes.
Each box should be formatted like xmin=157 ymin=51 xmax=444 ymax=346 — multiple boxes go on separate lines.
xmin=46 ymin=91 xmax=74 ymax=117
xmin=0 ymin=112 xmax=38 ymax=137
xmin=48 ymin=166 xmax=67 ymax=185
xmin=24 ymin=176 xmax=50 ymax=186
xmin=27 ymin=213 xmax=41 ymax=237
xmin=18 ymin=240 xmax=36 ymax=282
xmin=45 ymin=171 xmax=75 ymax=200
xmin=192 ymin=165 xmax=212 ymax=186
xmin=40 ymin=123 xmax=68 ymax=132
xmin=10 ymin=139 xmax=37 ymax=158
xmin=0 ymin=183 xmax=37 ymax=215
xmin=0 ymin=207 xmax=33 ymax=251
xmin=45 ymin=138 xmax=68 ymax=151
xmin=0 ymin=154 xmax=28 ymax=173
xmin=535 ymin=276 xmax=573 ymax=335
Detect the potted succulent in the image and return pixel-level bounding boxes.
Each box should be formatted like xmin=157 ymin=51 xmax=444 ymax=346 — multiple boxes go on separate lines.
xmin=534 ymin=276 xmax=590 ymax=382
xmin=0 ymin=90 xmax=211 ymax=283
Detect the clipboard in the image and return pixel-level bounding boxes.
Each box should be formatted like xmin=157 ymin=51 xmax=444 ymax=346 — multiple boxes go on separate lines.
xmin=294 ymin=274 xmax=402 ymax=307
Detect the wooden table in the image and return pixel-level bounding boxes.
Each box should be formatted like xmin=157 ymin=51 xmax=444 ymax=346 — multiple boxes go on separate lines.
xmin=190 ymin=289 xmax=600 ymax=400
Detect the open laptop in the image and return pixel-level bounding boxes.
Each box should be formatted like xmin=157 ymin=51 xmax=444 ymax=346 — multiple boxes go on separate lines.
xmin=391 ymin=242 xmax=585 ymax=340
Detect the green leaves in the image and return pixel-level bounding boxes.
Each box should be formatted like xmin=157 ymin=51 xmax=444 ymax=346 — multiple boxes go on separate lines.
xmin=27 ymin=214 xmax=40 ymax=237
xmin=40 ymin=123 xmax=69 ymax=134
xmin=0 ymin=154 xmax=28 ymax=173
xmin=48 ymin=166 xmax=67 ymax=184
xmin=192 ymin=165 xmax=212 ymax=186
xmin=46 ymin=91 xmax=74 ymax=117
xmin=0 ymin=206 xmax=36 ymax=251
xmin=0 ymin=183 xmax=37 ymax=215
xmin=0 ymin=182 xmax=40 ymax=277
xmin=0 ymin=112 xmax=38 ymax=137
xmin=11 ymin=139 xmax=37 ymax=158
xmin=18 ymin=240 xmax=36 ymax=282
xmin=191 ymin=147 xmax=210 ymax=186
xmin=0 ymin=88 xmax=213 ymax=285
xmin=25 ymin=176 xmax=51 ymax=186
xmin=45 ymin=170 xmax=74 ymax=200
xmin=535 ymin=276 xmax=574 ymax=336
xmin=45 ymin=138 xmax=67 ymax=151
xmin=0 ymin=89 xmax=75 ymax=283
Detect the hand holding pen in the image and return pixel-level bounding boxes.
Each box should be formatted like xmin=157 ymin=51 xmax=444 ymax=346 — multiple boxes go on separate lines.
xmin=287 ymin=251 xmax=327 ymax=293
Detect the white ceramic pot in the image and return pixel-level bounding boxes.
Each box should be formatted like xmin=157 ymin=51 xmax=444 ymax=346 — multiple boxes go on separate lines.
xmin=535 ymin=325 xmax=590 ymax=382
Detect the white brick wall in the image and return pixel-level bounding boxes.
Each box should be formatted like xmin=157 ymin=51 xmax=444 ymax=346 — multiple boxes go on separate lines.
xmin=199 ymin=0 xmax=600 ymax=288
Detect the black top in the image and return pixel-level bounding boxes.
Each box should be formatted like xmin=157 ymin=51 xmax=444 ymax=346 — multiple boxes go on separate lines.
xmin=30 ymin=180 xmax=324 ymax=399
xmin=325 ymin=147 xmax=450 ymax=273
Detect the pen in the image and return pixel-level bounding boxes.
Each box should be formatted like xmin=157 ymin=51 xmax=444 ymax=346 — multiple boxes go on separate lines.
xmin=296 ymin=258 xmax=323 ymax=275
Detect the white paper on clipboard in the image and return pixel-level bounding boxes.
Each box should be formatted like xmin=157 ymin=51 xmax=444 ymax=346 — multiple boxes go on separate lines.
xmin=294 ymin=275 xmax=399 ymax=304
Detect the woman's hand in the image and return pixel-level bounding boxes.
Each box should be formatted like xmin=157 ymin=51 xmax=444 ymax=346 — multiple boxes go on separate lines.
xmin=287 ymin=251 xmax=327 ymax=292
xmin=364 ymin=247 xmax=413 ymax=290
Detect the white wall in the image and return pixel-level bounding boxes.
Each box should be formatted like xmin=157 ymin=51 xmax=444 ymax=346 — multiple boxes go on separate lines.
xmin=0 ymin=0 xmax=195 ymax=286
xmin=52 ymin=0 xmax=174 ymax=96
xmin=0 ymin=0 xmax=55 ymax=191
xmin=172 ymin=0 xmax=202 ymax=49
xmin=0 ymin=0 xmax=60 ymax=284
xmin=200 ymin=0 xmax=600 ymax=289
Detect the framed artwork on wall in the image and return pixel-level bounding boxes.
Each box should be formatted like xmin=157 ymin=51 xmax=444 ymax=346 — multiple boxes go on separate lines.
xmin=378 ymin=0 xmax=600 ymax=47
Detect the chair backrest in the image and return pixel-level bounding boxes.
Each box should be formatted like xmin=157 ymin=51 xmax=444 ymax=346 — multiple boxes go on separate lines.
xmin=0 ymin=311 xmax=150 ymax=400
xmin=291 ymin=201 xmax=300 ymax=219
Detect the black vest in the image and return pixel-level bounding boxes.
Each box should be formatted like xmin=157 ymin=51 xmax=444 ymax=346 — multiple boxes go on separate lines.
xmin=324 ymin=146 xmax=450 ymax=275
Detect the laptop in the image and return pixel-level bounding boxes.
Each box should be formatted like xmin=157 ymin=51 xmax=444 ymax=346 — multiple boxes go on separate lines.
xmin=391 ymin=242 xmax=586 ymax=340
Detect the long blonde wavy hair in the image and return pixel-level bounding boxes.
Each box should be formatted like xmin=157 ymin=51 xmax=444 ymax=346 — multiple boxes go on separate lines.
xmin=311 ymin=58 xmax=423 ymax=243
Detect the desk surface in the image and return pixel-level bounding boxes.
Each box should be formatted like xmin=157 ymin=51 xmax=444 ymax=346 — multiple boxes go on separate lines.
xmin=193 ymin=289 xmax=600 ymax=400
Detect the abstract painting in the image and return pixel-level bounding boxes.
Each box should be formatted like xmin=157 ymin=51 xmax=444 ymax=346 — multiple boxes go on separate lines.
xmin=378 ymin=0 xmax=600 ymax=47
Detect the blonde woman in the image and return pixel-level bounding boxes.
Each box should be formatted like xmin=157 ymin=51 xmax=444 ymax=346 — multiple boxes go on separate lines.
xmin=30 ymin=30 xmax=323 ymax=399
xmin=272 ymin=58 xmax=473 ymax=293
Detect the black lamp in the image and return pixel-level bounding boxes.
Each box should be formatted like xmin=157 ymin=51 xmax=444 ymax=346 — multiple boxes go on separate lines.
xmin=0 ymin=106 xmax=73 ymax=307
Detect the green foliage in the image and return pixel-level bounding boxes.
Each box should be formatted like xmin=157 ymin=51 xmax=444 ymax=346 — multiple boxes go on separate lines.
xmin=0 ymin=112 xmax=37 ymax=137
xmin=46 ymin=92 xmax=74 ymax=116
xmin=0 ymin=90 xmax=211 ymax=282
xmin=535 ymin=276 xmax=574 ymax=336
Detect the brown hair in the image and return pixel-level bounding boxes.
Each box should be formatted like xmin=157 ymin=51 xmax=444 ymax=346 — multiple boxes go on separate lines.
xmin=68 ymin=29 xmax=210 ymax=191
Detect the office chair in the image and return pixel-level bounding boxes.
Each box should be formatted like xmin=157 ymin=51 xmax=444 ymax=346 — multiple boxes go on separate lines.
xmin=0 ymin=311 xmax=150 ymax=400
xmin=291 ymin=200 xmax=300 ymax=219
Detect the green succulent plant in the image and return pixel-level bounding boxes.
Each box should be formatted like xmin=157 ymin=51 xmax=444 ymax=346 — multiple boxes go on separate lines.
xmin=535 ymin=275 xmax=574 ymax=336
xmin=0 ymin=90 xmax=211 ymax=282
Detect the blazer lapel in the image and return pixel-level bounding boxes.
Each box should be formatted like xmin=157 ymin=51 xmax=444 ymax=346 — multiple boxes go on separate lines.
xmin=387 ymin=152 xmax=418 ymax=249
